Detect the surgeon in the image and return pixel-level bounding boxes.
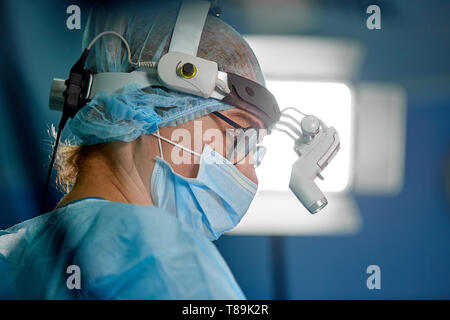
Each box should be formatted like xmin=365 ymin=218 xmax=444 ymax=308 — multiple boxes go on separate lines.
xmin=0 ymin=2 xmax=271 ymax=299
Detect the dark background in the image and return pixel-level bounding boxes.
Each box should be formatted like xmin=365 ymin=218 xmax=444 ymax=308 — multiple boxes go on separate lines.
xmin=0 ymin=0 xmax=449 ymax=299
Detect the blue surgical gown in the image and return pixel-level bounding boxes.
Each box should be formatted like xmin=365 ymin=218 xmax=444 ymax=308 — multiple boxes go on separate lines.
xmin=0 ymin=198 xmax=245 ymax=299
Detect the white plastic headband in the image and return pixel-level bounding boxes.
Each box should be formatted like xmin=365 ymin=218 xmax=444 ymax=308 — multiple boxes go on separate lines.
xmin=169 ymin=0 xmax=211 ymax=56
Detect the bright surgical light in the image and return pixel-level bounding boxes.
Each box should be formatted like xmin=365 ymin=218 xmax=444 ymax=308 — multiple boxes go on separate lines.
xmin=257 ymin=81 xmax=353 ymax=193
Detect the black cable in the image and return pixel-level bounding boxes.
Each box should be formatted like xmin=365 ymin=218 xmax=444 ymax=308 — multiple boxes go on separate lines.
xmin=38 ymin=48 xmax=89 ymax=216
xmin=39 ymin=125 xmax=63 ymax=215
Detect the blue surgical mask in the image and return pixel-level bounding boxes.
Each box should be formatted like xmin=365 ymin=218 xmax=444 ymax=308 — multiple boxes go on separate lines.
xmin=150 ymin=137 xmax=257 ymax=241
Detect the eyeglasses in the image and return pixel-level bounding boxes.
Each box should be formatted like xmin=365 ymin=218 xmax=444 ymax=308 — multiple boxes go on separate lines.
xmin=212 ymin=111 xmax=267 ymax=167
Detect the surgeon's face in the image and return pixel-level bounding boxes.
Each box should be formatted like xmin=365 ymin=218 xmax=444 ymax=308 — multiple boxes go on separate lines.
xmin=157 ymin=108 xmax=266 ymax=185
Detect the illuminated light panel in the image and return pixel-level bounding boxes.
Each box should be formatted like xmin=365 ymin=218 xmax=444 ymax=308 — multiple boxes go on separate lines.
xmin=257 ymin=81 xmax=353 ymax=193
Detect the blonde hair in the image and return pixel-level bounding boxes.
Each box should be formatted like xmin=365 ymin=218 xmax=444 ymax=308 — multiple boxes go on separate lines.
xmin=54 ymin=143 xmax=85 ymax=194
xmin=50 ymin=124 xmax=96 ymax=194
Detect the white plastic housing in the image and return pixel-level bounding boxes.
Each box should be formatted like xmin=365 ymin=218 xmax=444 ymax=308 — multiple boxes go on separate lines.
xmin=289 ymin=127 xmax=340 ymax=213
xmin=157 ymin=51 xmax=218 ymax=98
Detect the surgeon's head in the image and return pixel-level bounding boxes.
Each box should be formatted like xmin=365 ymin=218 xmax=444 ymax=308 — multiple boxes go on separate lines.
xmin=56 ymin=2 xmax=267 ymax=208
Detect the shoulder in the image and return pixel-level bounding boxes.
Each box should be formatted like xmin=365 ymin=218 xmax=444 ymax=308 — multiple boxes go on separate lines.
xmin=70 ymin=201 xmax=244 ymax=299
xmin=0 ymin=199 xmax=244 ymax=299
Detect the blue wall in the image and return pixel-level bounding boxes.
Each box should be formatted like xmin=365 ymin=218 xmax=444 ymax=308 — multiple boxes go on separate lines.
xmin=1 ymin=0 xmax=449 ymax=299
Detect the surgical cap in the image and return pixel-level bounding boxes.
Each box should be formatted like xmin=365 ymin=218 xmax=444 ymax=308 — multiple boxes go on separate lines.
xmin=69 ymin=1 xmax=265 ymax=146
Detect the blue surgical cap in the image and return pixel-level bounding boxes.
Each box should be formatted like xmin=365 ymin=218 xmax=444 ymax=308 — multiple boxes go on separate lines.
xmin=69 ymin=2 xmax=265 ymax=146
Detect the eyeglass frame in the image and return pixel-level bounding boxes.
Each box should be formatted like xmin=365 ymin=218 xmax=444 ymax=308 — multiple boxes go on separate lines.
xmin=211 ymin=111 xmax=265 ymax=166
